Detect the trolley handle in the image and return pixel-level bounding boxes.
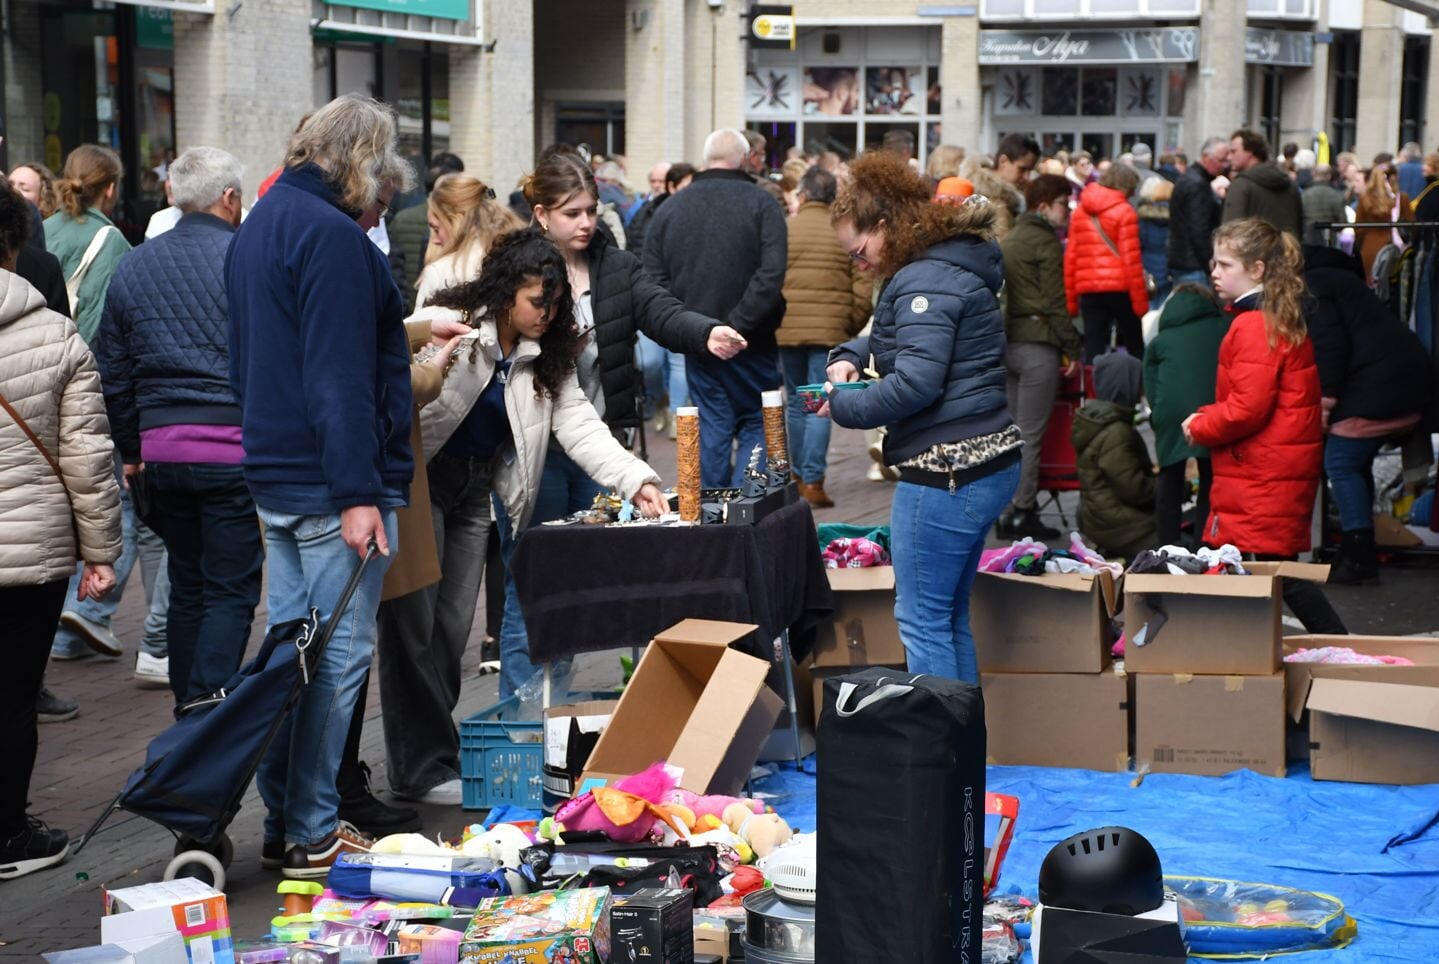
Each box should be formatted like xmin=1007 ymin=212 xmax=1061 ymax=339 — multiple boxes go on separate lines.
xmin=298 ymin=540 xmax=379 ymax=683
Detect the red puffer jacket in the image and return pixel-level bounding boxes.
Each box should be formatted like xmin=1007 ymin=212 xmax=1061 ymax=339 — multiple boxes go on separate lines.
xmin=1064 ymin=182 xmax=1149 ymax=318
xmin=1187 ymin=306 xmax=1323 ymax=556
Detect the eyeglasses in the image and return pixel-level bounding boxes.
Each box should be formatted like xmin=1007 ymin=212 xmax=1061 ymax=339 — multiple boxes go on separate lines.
xmin=847 ymin=231 xmax=873 ymax=263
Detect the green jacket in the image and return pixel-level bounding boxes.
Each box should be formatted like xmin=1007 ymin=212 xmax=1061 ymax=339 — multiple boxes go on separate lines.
xmin=389 ymin=201 xmax=430 ymax=313
xmin=1072 ymin=399 xmax=1157 ymax=558
xmin=44 ymin=208 xmax=132 ymax=344
xmin=1141 ymin=289 xmax=1229 ymax=467
xmin=1000 ymin=212 xmax=1081 ymax=356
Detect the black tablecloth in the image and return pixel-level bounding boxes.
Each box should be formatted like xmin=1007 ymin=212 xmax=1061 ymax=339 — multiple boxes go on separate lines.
xmin=511 ymin=499 xmax=834 ymax=663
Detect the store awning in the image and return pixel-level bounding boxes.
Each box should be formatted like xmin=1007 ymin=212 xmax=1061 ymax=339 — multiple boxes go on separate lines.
xmin=107 ymin=0 xmax=215 ymax=14
xmin=312 ymin=0 xmax=488 ymax=47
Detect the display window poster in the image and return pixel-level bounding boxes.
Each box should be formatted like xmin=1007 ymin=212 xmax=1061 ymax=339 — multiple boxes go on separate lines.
xmin=865 ymin=66 xmax=924 ymax=115
xmin=803 ymin=67 xmax=860 ymax=116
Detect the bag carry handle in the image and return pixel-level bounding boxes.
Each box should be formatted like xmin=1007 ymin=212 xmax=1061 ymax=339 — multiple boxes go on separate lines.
xmin=835 ymin=675 xmax=924 ymax=716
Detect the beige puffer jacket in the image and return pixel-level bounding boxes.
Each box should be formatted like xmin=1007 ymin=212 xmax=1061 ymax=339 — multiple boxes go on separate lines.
xmin=0 ymin=269 xmax=122 ymax=586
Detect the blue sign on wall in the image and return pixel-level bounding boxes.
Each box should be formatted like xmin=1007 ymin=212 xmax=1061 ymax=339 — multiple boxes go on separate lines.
xmin=332 ymin=0 xmax=470 ymax=22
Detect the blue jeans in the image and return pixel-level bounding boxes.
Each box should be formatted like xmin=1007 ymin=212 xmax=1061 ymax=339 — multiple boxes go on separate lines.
xmin=255 ymin=506 xmax=395 ymax=846
xmin=494 ymin=448 xmax=597 ymax=700
xmin=1170 ymin=270 xmax=1209 ymax=289
xmin=146 ymin=463 xmax=264 ymax=704
xmin=1324 ymin=434 xmax=1387 ymax=532
xmin=890 ymin=462 xmax=1020 ymax=684
xmin=636 ymin=333 xmax=668 ymax=419
xmin=688 ymin=352 xmax=781 ymax=487
xmin=668 ymin=351 xmax=690 ymax=414
xmin=779 ymin=347 xmax=833 ymax=484
xmin=53 ymin=474 xmax=170 ymax=659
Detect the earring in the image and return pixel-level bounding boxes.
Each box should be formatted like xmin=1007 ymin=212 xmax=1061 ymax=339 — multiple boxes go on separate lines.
xmin=539 ymin=221 xmax=549 ymax=235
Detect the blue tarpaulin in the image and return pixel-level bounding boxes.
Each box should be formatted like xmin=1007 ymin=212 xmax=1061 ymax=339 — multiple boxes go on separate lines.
xmin=753 ymin=760 xmax=1439 ymax=962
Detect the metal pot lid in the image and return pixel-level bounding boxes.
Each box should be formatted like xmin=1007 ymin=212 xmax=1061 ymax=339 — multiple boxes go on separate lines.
xmin=743 ymin=888 xmax=817 ymax=923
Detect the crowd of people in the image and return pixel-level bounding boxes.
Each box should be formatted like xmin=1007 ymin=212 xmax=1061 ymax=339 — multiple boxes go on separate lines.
xmin=2 ymin=92 xmax=1435 ymax=884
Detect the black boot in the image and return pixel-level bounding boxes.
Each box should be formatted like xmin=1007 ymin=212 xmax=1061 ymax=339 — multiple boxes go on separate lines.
xmin=1011 ymin=509 xmax=1061 ymax=541
xmin=338 ymin=760 xmax=421 ymax=836
xmin=1328 ymin=528 xmax=1379 ymax=585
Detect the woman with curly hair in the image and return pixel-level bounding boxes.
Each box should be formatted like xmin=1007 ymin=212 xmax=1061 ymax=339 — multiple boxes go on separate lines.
xmin=375 ymin=227 xmax=667 ymax=805
xmin=823 ymin=151 xmax=1019 ymax=684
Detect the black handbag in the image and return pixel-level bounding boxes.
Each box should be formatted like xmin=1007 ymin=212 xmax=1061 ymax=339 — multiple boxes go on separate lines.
xmin=816 ymin=667 xmax=987 ymax=963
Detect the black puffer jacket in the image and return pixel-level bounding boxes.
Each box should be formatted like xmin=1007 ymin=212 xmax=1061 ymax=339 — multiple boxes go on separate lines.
xmin=588 ymin=228 xmax=716 ymax=433
xmin=1167 ymin=163 xmax=1220 ymax=273
xmin=1302 ymin=245 xmax=1432 ymax=424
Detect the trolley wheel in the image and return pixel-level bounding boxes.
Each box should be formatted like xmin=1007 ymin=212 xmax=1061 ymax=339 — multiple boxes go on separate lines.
xmin=163 ymin=849 xmax=225 ymax=891
xmin=173 ymin=833 xmax=234 ymax=869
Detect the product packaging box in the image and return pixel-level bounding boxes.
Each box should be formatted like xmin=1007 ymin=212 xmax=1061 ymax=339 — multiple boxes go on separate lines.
xmin=43 ymin=935 xmax=188 ymax=964
xmin=542 ymin=700 xmax=618 ymax=811
xmin=460 ymin=888 xmax=611 ymax=964
xmin=580 ymin=620 xmax=782 ymax=795
xmin=1284 ymin=635 xmax=1439 ymax=784
xmin=810 ymin=567 xmax=906 ymax=669
xmin=609 ymin=887 xmax=694 ymax=963
xmin=1134 ymin=673 xmax=1286 ymax=777
xmin=1123 ymin=562 xmax=1329 ymax=676
xmin=101 ymin=879 xmax=234 ymax=964
xmin=971 ymin=570 xmax=1118 ymax=674
xmin=982 ymin=671 xmax=1130 ymax=771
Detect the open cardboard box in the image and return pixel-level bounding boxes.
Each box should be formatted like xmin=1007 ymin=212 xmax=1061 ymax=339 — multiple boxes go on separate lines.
xmin=1284 ymin=635 xmax=1439 ymax=784
xmin=811 ymin=567 xmax=906 ymax=669
xmin=1123 ymin=562 xmax=1329 ymax=676
xmin=580 ymin=619 xmax=783 ymax=795
xmin=1135 ymin=672 xmax=1286 ymax=777
xmin=983 ymin=670 xmax=1130 ymax=772
xmin=971 ymin=569 xmax=1118 ymax=674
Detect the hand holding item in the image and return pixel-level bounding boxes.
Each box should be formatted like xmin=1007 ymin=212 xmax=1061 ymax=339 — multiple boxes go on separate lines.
xmin=341 ymin=504 xmax=389 ymax=558
xmin=707 ymin=326 xmax=748 ymax=360
xmin=1061 ymin=359 xmax=1080 ymax=378
xmin=122 ymin=462 xmax=144 ymax=490
xmin=632 ymin=482 xmax=668 ymax=518
xmin=826 ymin=359 xmax=859 ymax=384
xmin=428 ymin=334 xmax=465 ymax=373
xmin=429 ymin=311 xmax=473 ymax=345
xmin=78 ymin=563 xmax=116 ymax=601
xmin=1181 ymin=412 xmax=1198 ymax=445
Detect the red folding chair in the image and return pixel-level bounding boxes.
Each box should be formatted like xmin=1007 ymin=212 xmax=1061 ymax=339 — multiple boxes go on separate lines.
xmin=1034 ymin=364 xmax=1094 ymax=529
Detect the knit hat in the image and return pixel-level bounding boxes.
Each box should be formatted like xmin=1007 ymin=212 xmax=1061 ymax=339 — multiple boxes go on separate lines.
xmin=935 ymin=176 xmax=975 ymax=202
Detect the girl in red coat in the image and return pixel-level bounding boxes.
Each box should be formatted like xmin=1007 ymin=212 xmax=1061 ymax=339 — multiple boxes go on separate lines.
xmin=1182 ymin=218 xmax=1346 ymax=633
xmin=1065 ymin=163 xmax=1149 ymax=361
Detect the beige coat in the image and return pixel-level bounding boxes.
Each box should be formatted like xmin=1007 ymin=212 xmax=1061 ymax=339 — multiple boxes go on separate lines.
xmin=413 ymin=306 xmax=660 ymax=530
xmin=415 ymin=244 xmax=484 ymax=310
xmin=0 ymin=269 xmax=122 ymax=586
xmin=777 ymin=201 xmax=873 ymax=348
xmin=380 ymin=319 xmax=445 ymax=602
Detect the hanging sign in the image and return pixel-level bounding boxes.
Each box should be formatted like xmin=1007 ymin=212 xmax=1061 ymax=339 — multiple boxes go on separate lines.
xmin=749 ymin=5 xmax=796 ymax=50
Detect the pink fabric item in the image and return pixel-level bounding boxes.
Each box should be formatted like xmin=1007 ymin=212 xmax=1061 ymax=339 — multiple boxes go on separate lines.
xmin=1284 ymin=646 xmax=1415 ymax=666
xmin=822 ymin=537 xmax=889 ymax=569
xmin=553 ymin=761 xmax=678 ymax=842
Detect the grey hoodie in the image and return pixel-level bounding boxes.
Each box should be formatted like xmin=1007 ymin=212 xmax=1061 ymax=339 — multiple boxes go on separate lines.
xmin=1221 ymin=161 xmax=1304 ymax=238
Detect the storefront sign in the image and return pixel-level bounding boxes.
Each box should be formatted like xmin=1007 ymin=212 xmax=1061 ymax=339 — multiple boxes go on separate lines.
xmin=749 ymin=5 xmax=796 ymax=50
xmin=978 ymin=28 xmax=1199 ymax=64
xmin=1244 ymin=28 xmax=1314 ymax=67
xmin=330 ymin=0 xmax=470 ymax=22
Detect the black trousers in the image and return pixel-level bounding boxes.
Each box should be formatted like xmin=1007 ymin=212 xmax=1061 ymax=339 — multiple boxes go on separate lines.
xmin=1249 ymin=553 xmax=1349 ymax=636
xmin=1080 ymin=292 xmax=1144 ymax=362
xmin=1155 ymin=458 xmax=1213 ymax=547
xmin=0 ymin=578 xmax=69 ymax=836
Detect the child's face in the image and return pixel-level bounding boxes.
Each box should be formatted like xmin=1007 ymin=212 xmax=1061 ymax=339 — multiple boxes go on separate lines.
xmin=1038 ymin=199 xmax=1070 ymax=230
xmin=1210 ymin=244 xmax=1264 ymax=304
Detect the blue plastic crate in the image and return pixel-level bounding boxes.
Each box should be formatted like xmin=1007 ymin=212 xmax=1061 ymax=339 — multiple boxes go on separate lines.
xmin=459 ymin=693 xmax=612 ymax=811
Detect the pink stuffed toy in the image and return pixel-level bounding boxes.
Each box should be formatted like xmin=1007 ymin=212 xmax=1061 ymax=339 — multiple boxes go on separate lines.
xmin=554 ymin=762 xmax=679 ymax=843
xmin=663 ymin=789 xmax=763 ymax=822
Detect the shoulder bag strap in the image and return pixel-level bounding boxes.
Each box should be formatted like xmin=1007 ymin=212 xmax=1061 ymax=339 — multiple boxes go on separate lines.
xmin=67 ymin=224 xmax=117 ymax=290
xmin=0 ymin=388 xmax=64 ymax=480
xmin=1089 ymin=212 xmax=1122 ymax=260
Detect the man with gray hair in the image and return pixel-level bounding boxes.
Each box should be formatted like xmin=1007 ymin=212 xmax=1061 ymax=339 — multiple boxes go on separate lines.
xmin=1167 ymin=135 xmax=1230 ymax=286
xmin=92 ymin=145 xmax=259 ymax=712
xmin=1301 ymin=164 xmax=1348 ymax=247
xmin=644 ymin=128 xmax=787 ymax=485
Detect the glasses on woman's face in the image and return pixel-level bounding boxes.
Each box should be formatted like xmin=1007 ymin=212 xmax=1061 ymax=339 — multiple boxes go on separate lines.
xmin=847 ymin=231 xmax=873 ymax=263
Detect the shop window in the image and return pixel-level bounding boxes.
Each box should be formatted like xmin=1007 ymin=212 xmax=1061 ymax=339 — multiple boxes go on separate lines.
xmin=1259 ymin=68 xmax=1282 ymax=155
xmin=1041 ymin=132 xmax=1076 ymax=155
xmin=1121 ymin=132 xmax=1154 ymax=154
xmin=749 ymin=121 xmax=797 ymax=170
xmin=1082 ymin=131 xmax=1115 ymax=162
xmin=864 ymin=122 xmax=921 ymax=155
xmin=1034 ymin=0 xmax=1083 ymax=14
xmin=1119 ymin=67 xmax=1162 ymax=118
xmin=927 ymin=122 xmax=942 ymax=154
xmin=556 ymin=103 xmax=626 ymax=158
xmin=803 ymin=67 xmax=861 ymax=116
xmin=1081 ymin=68 xmax=1118 ymax=116
xmin=927 ymin=67 xmax=942 ymax=115
xmin=802 ymin=122 xmax=859 ymax=160
xmin=1166 ymin=68 xmax=1186 ymax=118
xmin=748 ymin=67 xmax=803 ymax=118
xmin=1399 ymin=37 xmax=1428 ymax=149
xmin=1042 ymin=68 xmax=1079 ymax=116
xmin=994 ymin=68 xmax=1039 ymax=116
xmin=1328 ymin=32 xmax=1359 ymax=154
xmin=864 ymin=67 xmax=925 ymax=116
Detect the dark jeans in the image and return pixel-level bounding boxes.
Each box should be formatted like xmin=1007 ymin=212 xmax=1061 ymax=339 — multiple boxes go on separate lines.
xmin=1323 ymin=434 xmax=1387 ymax=532
xmin=1155 ymin=458 xmax=1212 ymax=547
xmin=1 ymin=578 xmax=68 ymax=836
xmin=146 ymin=462 xmax=264 ymax=705
xmin=687 ymin=351 xmax=782 ymax=487
xmin=1248 ymin=553 xmax=1349 ymax=635
xmin=1080 ymin=292 xmax=1144 ymax=362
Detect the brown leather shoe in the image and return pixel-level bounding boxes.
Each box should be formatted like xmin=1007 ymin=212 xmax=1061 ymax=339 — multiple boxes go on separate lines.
xmin=803 ymin=479 xmax=835 ymax=508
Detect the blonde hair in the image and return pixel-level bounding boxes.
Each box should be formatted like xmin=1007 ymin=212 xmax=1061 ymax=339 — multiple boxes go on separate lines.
xmin=55 ymin=145 xmax=123 ymax=219
xmin=925 ymin=144 xmax=966 ymax=181
xmin=1360 ymin=166 xmax=1397 ymax=213
xmin=283 ymin=94 xmax=415 ymax=212
xmin=426 ymin=173 xmax=524 ymax=267
xmin=1212 ymin=218 xmax=1307 ymax=349
xmin=14 ymin=162 xmax=59 ymax=218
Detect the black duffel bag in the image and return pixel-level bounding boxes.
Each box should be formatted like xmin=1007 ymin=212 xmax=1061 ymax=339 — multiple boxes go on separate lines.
xmin=519 ymin=839 xmax=724 ymax=907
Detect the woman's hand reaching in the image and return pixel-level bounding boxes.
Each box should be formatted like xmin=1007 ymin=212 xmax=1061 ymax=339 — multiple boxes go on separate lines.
xmin=632 ymin=483 xmax=669 ymax=518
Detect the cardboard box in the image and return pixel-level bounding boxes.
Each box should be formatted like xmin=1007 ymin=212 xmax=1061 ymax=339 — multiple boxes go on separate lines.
xmin=971 ymin=570 xmax=1118 ymax=674
xmin=460 ymin=888 xmax=611 ymax=964
xmin=810 ymin=567 xmax=906 ymax=668
xmin=43 ymin=935 xmax=188 ymax=964
xmin=581 ymin=620 xmax=783 ymax=795
xmin=1283 ymin=635 xmax=1439 ymax=784
xmin=542 ymin=700 xmax=618 ymax=811
xmin=982 ymin=671 xmax=1130 ymax=771
xmin=1123 ymin=562 xmax=1329 ymax=676
xmin=1135 ymin=673 xmax=1286 ymax=777
xmin=811 ymin=664 xmax=906 ymax=728
xmin=101 ymin=879 xmax=233 ymax=964
xmin=610 ymin=887 xmax=694 ymax=963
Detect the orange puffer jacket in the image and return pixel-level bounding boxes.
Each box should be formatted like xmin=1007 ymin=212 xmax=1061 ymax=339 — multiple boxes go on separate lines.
xmin=1064 ymin=182 xmax=1149 ymax=318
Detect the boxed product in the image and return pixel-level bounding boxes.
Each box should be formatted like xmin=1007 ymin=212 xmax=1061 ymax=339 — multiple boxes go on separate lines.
xmin=460 ymin=887 xmax=611 ymax=964
xmin=982 ymin=670 xmax=1130 ymax=771
xmin=609 ymin=887 xmax=694 ymax=963
xmin=971 ymin=570 xmax=1118 ymax=674
xmin=1135 ymin=673 xmax=1286 ymax=777
xmin=1284 ymin=634 xmax=1439 ymax=784
xmin=101 ymin=878 xmax=234 ymax=964
xmin=581 ymin=620 xmax=782 ymax=795
xmin=43 ymin=935 xmax=188 ymax=964
xmin=1123 ymin=562 xmax=1329 ymax=675
xmin=810 ymin=567 xmax=905 ymax=669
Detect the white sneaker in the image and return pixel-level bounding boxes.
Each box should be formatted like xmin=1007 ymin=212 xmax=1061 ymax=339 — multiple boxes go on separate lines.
xmin=866 ymin=463 xmax=887 ymax=482
xmin=135 ymin=652 xmax=169 ymax=688
xmin=394 ymin=778 xmax=464 ymax=806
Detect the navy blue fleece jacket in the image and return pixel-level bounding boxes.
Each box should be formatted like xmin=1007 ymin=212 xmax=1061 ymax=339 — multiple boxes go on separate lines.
xmin=225 ymin=164 xmax=413 ymax=512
